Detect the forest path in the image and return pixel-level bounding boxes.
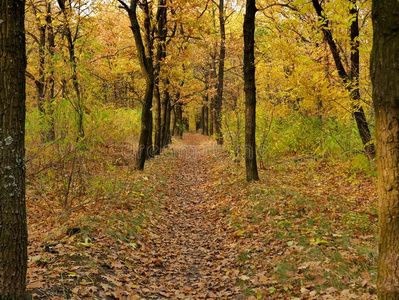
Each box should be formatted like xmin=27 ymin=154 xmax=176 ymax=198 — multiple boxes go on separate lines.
xmin=131 ymin=134 xmax=242 ymax=299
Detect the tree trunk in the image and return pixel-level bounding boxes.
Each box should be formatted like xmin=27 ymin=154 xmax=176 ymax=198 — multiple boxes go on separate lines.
xmin=349 ymin=0 xmax=375 ymax=159
xmin=312 ymin=0 xmax=375 ymax=158
xmin=215 ymin=0 xmax=225 ymax=144
xmin=161 ymin=82 xmax=171 ymax=148
xmin=201 ymin=105 xmax=205 ymax=134
xmin=57 ymin=0 xmax=85 ymax=139
xmin=209 ymin=99 xmax=214 ymax=135
xmin=118 ymin=0 xmax=154 ymax=170
xmin=165 ymin=98 xmax=172 ymax=145
xmin=175 ymin=103 xmax=184 ymax=138
xmin=243 ymin=0 xmax=259 ymax=182
xmin=172 ymin=106 xmax=177 ymax=136
xmin=37 ymin=19 xmax=46 ymax=117
xmin=147 ymin=106 xmax=154 ymax=158
xmin=45 ymin=0 xmax=56 ymax=142
xmin=370 ymin=0 xmax=399 ymax=297
xmin=204 ymin=101 xmax=209 ymax=135
xmin=153 ymin=0 xmax=167 ymax=155
xmin=0 ymin=0 xmax=28 ymax=297
xmin=154 ymin=84 xmax=162 ymax=155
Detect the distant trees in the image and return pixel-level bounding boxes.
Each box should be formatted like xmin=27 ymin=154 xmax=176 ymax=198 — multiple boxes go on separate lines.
xmin=0 ymin=0 xmax=28 ymax=296
xmin=243 ymin=0 xmax=259 ymax=181
xmin=370 ymin=0 xmax=399 ymax=297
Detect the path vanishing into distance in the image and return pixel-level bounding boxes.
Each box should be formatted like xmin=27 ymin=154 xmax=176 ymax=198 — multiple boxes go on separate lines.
xmin=129 ymin=134 xmax=243 ymax=299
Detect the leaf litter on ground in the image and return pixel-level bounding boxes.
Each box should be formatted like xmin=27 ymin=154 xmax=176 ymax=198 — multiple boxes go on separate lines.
xmin=26 ymin=134 xmax=377 ymax=299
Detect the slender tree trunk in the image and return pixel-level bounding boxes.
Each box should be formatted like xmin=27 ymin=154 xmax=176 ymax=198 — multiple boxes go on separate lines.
xmin=165 ymin=98 xmax=172 ymax=145
xmin=37 ymin=21 xmax=46 ymax=116
xmin=45 ymin=1 xmax=56 ymax=142
xmin=30 ymin=1 xmax=53 ymax=142
xmin=243 ymin=0 xmax=259 ymax=182
xmin=349 ymin=0 xmax=375 ymax=159
xmin=210 ymin=61 xmax=217 ymax=136
xmin=172 ymin=106 xmax=177 ymax=136
xmin=118 ymin=0 xmax=154 ymax=170
xmin=161 ymin=81 xmax=170 ymax=148
xmin=147 ymin=107 xmax=154 ymax=158
xmin=312 ymin=0 xmax=375 ymax=158
xmin=204 ymin=104 xmax=209 ymax=135
xmin=201 ymin=107 xmax=205 ymax=134
xmin=371 ymin=0 xmax=399 ymax=297
xmin=0 ymin=0 xmax=28 ymax=296
xmin=178 ymin=104 xmax=183 ymax=138
xmin=215 ymin=0 xmax=225 ymax=144
xmin=57 ymin=0 xmax=85 ymax=139
xmin=153 ymin=0 xmax=167 ymax=155
xmin=209 ymin=100 xmax=214 ymax=135
xmin=154 ymin=84 xmax=162 ymax=155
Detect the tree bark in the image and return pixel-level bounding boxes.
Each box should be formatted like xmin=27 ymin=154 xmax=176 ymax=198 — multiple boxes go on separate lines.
xmin=0 ymin=0 xmax=28 ymax=297
xmin=370 ymin=0 xmax=399 ymax=297
xmin=312 ymin=0 xmax=375 ymax=158
xmin=243 ymin=0 xmax=259 ymax=182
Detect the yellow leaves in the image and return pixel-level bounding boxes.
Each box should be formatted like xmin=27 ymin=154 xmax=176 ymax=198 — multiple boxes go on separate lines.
xmin=309 ymin=237 xmax=329 ymax=245
xmin=79 ymin=278 xmax=94 ymax=285
xmin=80 ymin=237 xmax=94 ymax=247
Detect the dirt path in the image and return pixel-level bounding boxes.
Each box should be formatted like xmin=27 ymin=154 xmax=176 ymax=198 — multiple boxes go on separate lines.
xmin=131 ymin=134 xmax=242 ymax=299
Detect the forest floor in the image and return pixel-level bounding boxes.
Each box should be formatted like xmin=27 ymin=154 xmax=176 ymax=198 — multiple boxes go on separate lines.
xmin=27 ymin=134 xmax=378 ymax=299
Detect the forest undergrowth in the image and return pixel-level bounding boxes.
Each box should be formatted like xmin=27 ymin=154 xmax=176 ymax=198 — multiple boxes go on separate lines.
xmin=26 ymin=134 xmax=377 ymax=299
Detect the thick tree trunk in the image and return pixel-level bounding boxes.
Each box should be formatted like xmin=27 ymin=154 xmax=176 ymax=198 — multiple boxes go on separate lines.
xmin=215 ymin=0 xmax=225 ymax=144
xmin=312 ymin=0 xmax=375 ymax=158
xmin=370 ymin=0 xmax=399 ymax=298
xmin=243 ymin=0 xmax=259 ymax=182
xmin=0 ymin=0 xmax=28 ymax=297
